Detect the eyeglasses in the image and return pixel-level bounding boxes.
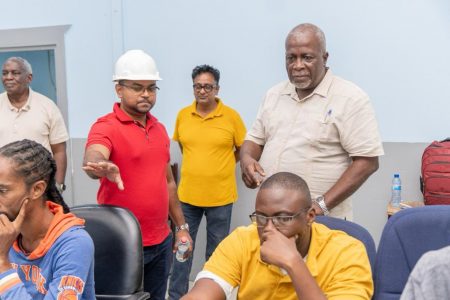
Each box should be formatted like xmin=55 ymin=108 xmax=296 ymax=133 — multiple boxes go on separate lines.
xmin=193 ymin=83 xmax=216 ymax=93
xmin=120 ymin=83 xmax=159 ymax=94
xmin=249 ymin=208 xmax=310 ymax=228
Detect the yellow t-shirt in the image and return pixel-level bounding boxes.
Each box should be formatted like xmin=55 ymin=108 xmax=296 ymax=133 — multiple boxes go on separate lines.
xmin=204 ymin=222 xmax=373 ymax=300
xmin=173 ymin=98 xmax=246 ymax=206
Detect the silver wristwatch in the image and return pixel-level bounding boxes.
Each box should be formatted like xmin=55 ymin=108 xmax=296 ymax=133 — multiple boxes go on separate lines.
xmin=315 ymin=195 xmax=330 ymax=215
xmin=56 ymin=183 xmax=66 ymax=194
xmin=175 ymin=223 xmax=189 ymax=233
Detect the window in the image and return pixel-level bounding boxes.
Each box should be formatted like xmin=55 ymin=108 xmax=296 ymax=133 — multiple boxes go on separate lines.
xmin=0 ymin=25 xmax=70 ymax=122
xmin=0 ymin=49 xmax=57 ymax=102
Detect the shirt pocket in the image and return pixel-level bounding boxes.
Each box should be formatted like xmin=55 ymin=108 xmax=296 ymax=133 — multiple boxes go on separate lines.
xmin=305 ymin=118 xmax=340 ymax=148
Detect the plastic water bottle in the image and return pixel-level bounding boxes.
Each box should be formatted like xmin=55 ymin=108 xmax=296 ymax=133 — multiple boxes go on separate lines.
xmin=391 ymin=174 xmax=402 ymax=207
xmin=175 ymin=237 xmax=190 ymax=262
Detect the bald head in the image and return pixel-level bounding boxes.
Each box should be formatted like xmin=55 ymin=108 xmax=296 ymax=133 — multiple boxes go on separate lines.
xmin=286 ymin=23 xmax=327 ymax=54
xmin=259 ymin=172 xmax=312 ymax=207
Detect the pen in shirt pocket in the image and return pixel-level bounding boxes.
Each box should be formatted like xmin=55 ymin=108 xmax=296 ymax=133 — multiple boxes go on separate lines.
xmin=324 ymin=108 xmax=333 ymax=121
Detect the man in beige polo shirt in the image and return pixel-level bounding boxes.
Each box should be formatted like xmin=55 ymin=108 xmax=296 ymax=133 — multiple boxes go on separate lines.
xmin=240 ymin=23 xmax=383 ymax=220
xmin=0 ymin=57 xmax=69 ymax=193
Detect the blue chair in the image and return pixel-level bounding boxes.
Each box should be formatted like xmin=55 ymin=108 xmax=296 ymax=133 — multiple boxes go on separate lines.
xmin=72 ymin=205 xmax=150 ymax=300
xmin=373 ymin=205 xmax=450 ymax=300
xmin=315 ymin=216 xmax=376 ymax=275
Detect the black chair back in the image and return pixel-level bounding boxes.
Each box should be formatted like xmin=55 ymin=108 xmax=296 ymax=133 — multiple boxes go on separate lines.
xmin=72 ymin=204 xmax=150 ymax=300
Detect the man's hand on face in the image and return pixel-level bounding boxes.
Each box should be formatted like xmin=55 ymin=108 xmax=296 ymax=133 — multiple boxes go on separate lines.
xmin=241 ymin=157 xmax=266 ymax=189
xmin=0 ymin=199 xmax=28 ymax=271
xmin=83 ymin=161 xmax=124 ymax=190
xmin=260 ymin=223 xmax=302 ymax=271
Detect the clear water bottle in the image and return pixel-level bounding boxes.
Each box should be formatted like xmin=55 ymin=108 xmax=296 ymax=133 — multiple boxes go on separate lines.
xmin=391 ymin=173 xmax=402 ymax=207
xmin=175 ymin=237 xmax=190 ymax=263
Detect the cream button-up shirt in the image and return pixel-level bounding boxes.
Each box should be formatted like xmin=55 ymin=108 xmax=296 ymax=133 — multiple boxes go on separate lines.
xmin=246 ymin=70 xmax=384 ymax=219
xmin=0 ymin=88 xmax=69 ymax=152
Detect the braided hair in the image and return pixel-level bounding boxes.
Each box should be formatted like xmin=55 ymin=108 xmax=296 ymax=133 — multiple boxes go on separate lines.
xmin=0 ymin=139 xmax=70 ymax=213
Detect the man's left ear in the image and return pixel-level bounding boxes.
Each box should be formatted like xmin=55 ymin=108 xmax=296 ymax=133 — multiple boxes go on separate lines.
xmin=30 ymin=180 xmax=47 ymax=200
xmin=307 ymin=207 xmax=316 ymax=226
xmin=115 ymin=83 xmax=124 ymax=99
xmin=323 ymin=52 xmax=329 ymax=66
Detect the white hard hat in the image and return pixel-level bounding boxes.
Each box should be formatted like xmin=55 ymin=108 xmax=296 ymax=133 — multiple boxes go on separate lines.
xmin=112 ymin=49 xmax=162 ymax=81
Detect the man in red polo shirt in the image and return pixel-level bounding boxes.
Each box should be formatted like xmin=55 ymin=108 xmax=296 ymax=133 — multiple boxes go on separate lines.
xmin=83 ymin=49 xmax=192 ymax=300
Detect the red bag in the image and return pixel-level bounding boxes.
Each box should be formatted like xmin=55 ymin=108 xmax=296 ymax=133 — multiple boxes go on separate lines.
xmin=421 ymin=138 xmax=450 ymax=205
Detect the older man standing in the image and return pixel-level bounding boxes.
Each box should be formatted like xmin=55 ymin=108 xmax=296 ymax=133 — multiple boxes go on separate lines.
xmin=0 ymin=57 xmax=68 ymax=193
xmin=240 ymin=23 xmax=383 ymax=219
xmin=83 ymin=50 xmax=192 ymax=300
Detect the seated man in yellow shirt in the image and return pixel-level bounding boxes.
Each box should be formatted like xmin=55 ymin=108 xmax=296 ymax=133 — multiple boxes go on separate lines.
xmin=181 ymin=172 xmax=373 ymax=300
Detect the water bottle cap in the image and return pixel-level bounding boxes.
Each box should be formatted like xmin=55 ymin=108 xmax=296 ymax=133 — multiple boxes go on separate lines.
xmin=394 ymin=174 xmax=400 ymax=178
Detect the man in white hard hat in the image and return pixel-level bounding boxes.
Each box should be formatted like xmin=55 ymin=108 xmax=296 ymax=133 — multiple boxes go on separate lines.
xmin=0 ymin=57 xmax=69 ymax=194
xmin=83 ymin=49 xmax=192 ymax=300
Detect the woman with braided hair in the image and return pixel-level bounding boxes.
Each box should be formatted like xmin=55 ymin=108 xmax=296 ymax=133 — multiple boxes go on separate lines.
xmin=0 ymin=139 xmax=95 ymax=299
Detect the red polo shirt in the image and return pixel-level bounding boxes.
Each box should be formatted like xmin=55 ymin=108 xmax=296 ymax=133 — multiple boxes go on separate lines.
xmin=86 ymin=103 xmax=170 ymax=246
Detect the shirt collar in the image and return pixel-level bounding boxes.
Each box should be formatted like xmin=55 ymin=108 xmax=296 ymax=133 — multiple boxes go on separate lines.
xmin=6 ymin=88 xmax=32 ymax=112
xmin=305 ymin=222 xmax=331 ymax=278
xmin=281 ymin=69 xmax=333 ymax=102
xmin=313 ymin=69 xmax=333 ymax=98
xmin=113 ymin=102 xmax=156 ymax=127
xmin=189 ymin=97 xmax=224 ymax=119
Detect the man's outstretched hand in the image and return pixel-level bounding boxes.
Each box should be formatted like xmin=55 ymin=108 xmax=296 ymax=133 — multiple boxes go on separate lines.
xmin=83 ymin=161 xmax=124 ymax=190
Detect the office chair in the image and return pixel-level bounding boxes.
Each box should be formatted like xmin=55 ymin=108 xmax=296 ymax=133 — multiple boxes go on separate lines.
xmin=71 ymin=204 xmax=150 ymax=300
xmin=315 ymin=216 xmax=376 ymax=274
xmin=373 ymin=205 xmax=450 ymax=300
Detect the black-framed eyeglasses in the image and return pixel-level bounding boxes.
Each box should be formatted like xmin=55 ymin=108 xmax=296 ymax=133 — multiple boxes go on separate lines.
xmin=193 ymin=83 xmax=216 ymax=93
xmin=120 ymin=83 xmax=159 ymax=94
xmin=249 ymin=207 xmax=310 ymax=228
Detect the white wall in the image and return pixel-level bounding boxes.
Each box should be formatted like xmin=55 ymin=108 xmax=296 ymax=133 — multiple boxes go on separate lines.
xmin=123 ymin=0 xmax=450 ymax=142
xmin=0 ymin=0 xmax=119 ymax=136
xmin=1 ymin=0 xmax=449 ymax=141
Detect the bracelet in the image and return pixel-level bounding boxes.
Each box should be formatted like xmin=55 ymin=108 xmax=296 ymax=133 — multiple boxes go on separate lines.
xmin=315 ymin=195 xmax=330 ymax=215
xmin=175 ymin=223 xmax=189 ymax=233
xmin=56 ymin=183 xmax=66 ymax=194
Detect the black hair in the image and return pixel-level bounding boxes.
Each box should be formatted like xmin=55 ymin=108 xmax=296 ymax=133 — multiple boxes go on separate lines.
xmin=0 ymin=139 xmax=70 ymax=213
xmin=260 ymin=172 xmax=312 ymax=205
xmin=191 ymin=64 xmax=220 ymax=84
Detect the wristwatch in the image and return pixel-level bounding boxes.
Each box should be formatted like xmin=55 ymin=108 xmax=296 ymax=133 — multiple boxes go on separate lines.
xmin=315 ymin=195 xmax=330 ymax=215
xmin=175 ymin=223 xmax=189 ymax=233
xmin=56 ymin=183 xmax=66 ymax=194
